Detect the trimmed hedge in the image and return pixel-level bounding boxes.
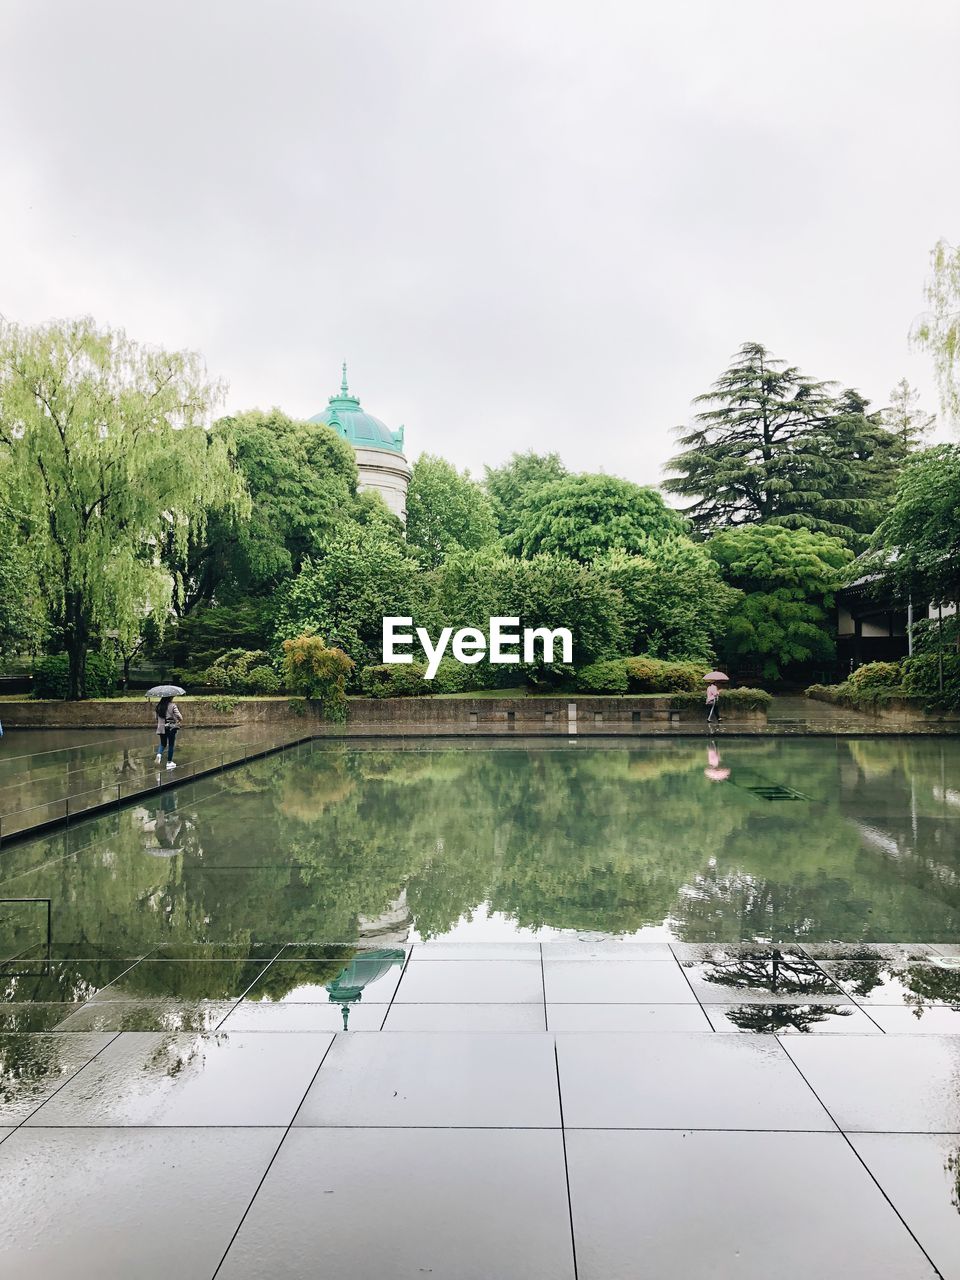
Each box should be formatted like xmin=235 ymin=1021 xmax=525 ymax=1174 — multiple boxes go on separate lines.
xmin=359 ymin=659 xmax=513 ymax=697
xmin=846 ymin=662 xmax=902 ymax=693
xmin=33 ymin=652 xmax=116 ymax=700
xmin=204 ymin=649 xmax=282 ymax=695
xmin=577 ymin=656 xmax=705 ymax=695
xmin=670 ymin=688 xmax=772 ymax=712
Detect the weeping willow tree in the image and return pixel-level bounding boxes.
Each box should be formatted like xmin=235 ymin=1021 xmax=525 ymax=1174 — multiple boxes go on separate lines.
xmin=913 ymin=239 xmax=960 ymax=427
xmin=0 ymin=317 xmax=248 ymax=697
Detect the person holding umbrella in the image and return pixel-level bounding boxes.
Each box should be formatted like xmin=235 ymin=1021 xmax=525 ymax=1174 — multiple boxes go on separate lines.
xmin=703 ymin=670 xmax=729 ymax=725
xmin=147 ymin=684 xmax=185 ymax=770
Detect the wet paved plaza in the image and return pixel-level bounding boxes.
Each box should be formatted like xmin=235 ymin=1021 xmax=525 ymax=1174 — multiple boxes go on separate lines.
xmin=3 ymin=734 xmax=960 ymax=1275
xmin=3 ymin=942 xmax=960 ymax=1276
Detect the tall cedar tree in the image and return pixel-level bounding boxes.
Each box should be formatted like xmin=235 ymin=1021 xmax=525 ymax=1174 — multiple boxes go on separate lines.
xmin=665 ymin=343 xmax=907 ymax=547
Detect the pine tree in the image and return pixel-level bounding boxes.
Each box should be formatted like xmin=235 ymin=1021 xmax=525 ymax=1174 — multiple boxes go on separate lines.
xmin=882 ymin=378 xmax=935 ymax=451
xmin=665 ymin=343 xmax=906 ymax=546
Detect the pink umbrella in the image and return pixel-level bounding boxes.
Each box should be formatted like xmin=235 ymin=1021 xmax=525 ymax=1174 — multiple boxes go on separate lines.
xmin=703 ymin=671 xmax=730 ymax=682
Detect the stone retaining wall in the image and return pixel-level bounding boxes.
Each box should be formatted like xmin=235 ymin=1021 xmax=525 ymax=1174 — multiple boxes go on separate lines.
xmin=0 ymin=695 xmax=767 ymax=734
xmin=0 ymin=698 xmax=302 ymax=729
xmin=805 ymin=690 xmax=960 ymax=727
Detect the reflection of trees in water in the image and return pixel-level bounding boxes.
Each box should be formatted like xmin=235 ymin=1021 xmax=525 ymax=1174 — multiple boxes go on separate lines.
xmin=0 ymin=1034 xmax=72 ymax=1108
xmin=697 ymin=951 xmax=840 ymax=998
xmin=946 ymin=1148 xmax=960 ymax=1215
xmin=826 ymin=959 xmax=960 ymax=1013
xmin=5 ymin=740 xmax=960 ymax=982
xmin=716 ymin=1004 xmax=857 ymax=1033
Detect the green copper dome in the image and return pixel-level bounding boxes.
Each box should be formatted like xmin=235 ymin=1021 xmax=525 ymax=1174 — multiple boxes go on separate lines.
xmin=309 ymin=363 xmax=405 ymax=455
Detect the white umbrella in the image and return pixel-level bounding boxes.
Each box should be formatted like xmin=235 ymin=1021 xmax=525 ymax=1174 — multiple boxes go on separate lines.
xmin=145 ymin=685 xmax=185 ymax=698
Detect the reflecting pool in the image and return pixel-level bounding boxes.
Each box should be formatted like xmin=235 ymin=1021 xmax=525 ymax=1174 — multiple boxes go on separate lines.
xmin=1 ymin=735 xmax=959 ymax=966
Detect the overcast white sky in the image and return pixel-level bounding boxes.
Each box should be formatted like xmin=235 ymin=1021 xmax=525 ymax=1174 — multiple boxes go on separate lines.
xmin=0 ymin=1 xmax=957 ymax=484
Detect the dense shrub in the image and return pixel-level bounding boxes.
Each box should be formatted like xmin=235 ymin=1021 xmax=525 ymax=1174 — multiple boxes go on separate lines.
xmin=576 ymin=656 xmax=704 ymax=694
xmin=360 ymin=663 xmax=431 ymax=697
xmin=33 ymin=652 xmax=115 ymax=699
xmin=576 ymin=660 xmax=629 ymax=694
xmin=902 ymin=653 xmax=960 ymax=710
xmin=153 ymin=601 xmax=275 ymax=673
xmin=359 ymin=658 xmax=515 ymax=697
xmin=847 ymin=662 xmax=902 ymax=692
xmin=281 ymin=634 xmax=354 ymax=719
xmin=670 ymin=688 xmax=772 ymax=712
xmin=625 ymin=657 xmax=702 ymax=692
xmin=203 ymin=649 xmax=281 ymax=694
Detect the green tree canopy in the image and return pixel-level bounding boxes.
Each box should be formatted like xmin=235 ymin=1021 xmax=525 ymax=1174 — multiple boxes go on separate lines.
xmin=596 ymin=540 xmax=740 ymax=662
xmin=405 ymin=454 xmax=498 ymax=568
xmin=0 ymin=317 xmax=245 ymax=696
xmin=707 ymin=524 xmax=852 ymax=679
xmin=0 ymin=514 xmax=45 ymax=657
xmin=274 ymin=513 xmax=422 ymax=672
xmin=913 ymin=239 xmax=960 ymax=425
xmin=870 ymin=444 xmax=960 ymax=602
xmin=483 ymin=451 xmax=567 ymax=541
xmin=883 ymin=378 xmax=936 ymax=451
xmin=506 ymin=473 xmax=686 ymax=561
xmin=423 ymin=548 xmax=625 ymax=667
xmin=665 ymin=342 xmax=907 ymax=546
xmin=168 ymin=409 xmax=360 ymax=610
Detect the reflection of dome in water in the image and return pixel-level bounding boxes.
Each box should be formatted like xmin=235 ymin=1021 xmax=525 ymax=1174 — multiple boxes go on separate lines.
xmin=326 ymin=949 xmax=406 ymax=1029
xmin=326 ymin=892 xmax=413 ymax=1028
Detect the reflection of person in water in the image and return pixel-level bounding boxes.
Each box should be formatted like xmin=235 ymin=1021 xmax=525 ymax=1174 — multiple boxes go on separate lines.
xmin=704 ymin=741 xmax=731 ymax=782
xmin=145 ymin=791 xmax=200 ymax=859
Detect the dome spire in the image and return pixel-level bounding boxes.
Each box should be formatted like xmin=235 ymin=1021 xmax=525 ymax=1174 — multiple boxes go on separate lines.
xmin=340 ymin=361 xmax=349 ymax=396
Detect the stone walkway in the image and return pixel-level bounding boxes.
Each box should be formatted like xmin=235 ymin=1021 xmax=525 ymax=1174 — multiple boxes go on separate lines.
xmin=2 ymin=942 xmax=960 ymax=1276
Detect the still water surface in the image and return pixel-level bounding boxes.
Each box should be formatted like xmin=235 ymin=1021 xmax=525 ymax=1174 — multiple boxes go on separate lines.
xmin=1 ymin=736 xmax=959 ymax=963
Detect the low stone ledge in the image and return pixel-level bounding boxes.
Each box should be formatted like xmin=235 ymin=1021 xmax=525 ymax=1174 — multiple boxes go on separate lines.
xmin=0 ymin=694 xmax=767 ymax=733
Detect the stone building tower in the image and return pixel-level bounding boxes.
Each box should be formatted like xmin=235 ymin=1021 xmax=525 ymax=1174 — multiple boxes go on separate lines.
xmin=309 ymin=364 xmax=412 ymax=523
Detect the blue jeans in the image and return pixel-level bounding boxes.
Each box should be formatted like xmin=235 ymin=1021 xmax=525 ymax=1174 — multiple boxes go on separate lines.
xmin=158 ymin=728 xmax=178 ymax=762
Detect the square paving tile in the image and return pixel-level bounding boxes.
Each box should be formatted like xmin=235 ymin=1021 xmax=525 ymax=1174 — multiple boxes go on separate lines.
xmin=850 ymin=1133 xmax=960 ymax=1280
xmin=0 ymin=1003 xmax=84 ymax=1031
xmin=295 ymin=1031 xmax=561 ymax=1128
xmin=86 ymin=959 xmax=272 ymax=1003
xmin=670 ymin=943 xmax=809 ymax=964
xmin=557 ymin=1032 xmax=833 ymax=1130
xmin=818 ymin=961 xmax=960 ymax=1007
xmin=544 ymin=959 xmax=694 ymax=1003
xmin=541 ymin=940 xmax=676 ymax=960
xmin=393 ymin=960 xmax=544 ymax=1004
xmin=413 ymin=942 xmax=542 ymax=960
xmin=242 ymin=958 xmax=404 ymax=1005
xmin=55 ymin=999 xmax=237 ymax=1032
xmin=24 ymin=1030 xmax=333 ymax=1127
xmin=279 ymin=943 xmax=404 ymax=960
xmin=0 ymin=1033 xmax=115 ymax=1123
xmin=705 ymin=1003 xmax=882 ymax=1034
xmin=149 ymin=942 xmax=283 ymax=960
xmin=220 ymin=1001 xmax=386 ymax=1031
xmin=0 ymin=1126 xmax=282 ymax=1280
xmin=567 ymin=1129 xmax=937 ymax=1279
xmin=869 ymin=1005 xmax=960 ymax=1034
xmin=782 ymin=1036 xmax=960 ymax=1131
xmin=218 ymin=1127 xmax=575 ymax=1280
xmin=382 ymin=1003 xmax=546 ymax=1031
xmin=681 ymin=956 xmax=849 ymax=1004
xmin=547 ymin=1004 xmax=711 ymax=1032
xmin=0 ymin=960 xmax=140 ymax=1003
xmin=803 ymin=943 xmax=939 ymax=962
